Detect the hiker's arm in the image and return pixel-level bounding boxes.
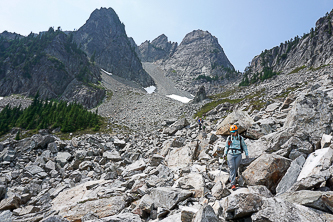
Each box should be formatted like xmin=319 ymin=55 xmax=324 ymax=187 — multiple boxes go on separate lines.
xmin=241 ymin=137 xmax=249 ymax=157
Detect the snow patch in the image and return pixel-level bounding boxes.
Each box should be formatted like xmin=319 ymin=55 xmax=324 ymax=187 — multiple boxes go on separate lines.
xmin=166 ymin=94 xmax=192 ymax=103
xmin=0 ymin=97 xmax=3 ymax=100
xmin=101 ymin=69 xmax=112 ymax=75
xmin=144 ymin=86 xmax=156 ymax=94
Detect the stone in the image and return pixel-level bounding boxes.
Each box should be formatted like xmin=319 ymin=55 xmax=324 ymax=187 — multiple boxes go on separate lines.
xmin=163 ymin=118 xmax=190 ymax=136
xmin=276 ymin=155 xmax=306 ymax=195
xmin=192 ymin=204 xmax=220 ymax=222
xmin=211 ymin=180 xmax=231 ymax=199
xmin=251 ymin=197 xmax=333 ymax=222
xmin=216 ymin=110 xmax=254 ymax=135
xmin=103 ymin=150 xmax=123 ymax=162
xmin=284 ymin=90 xmax=333 ymax=146
xmin=222 ymin=193 xmax=263 ymax=220
xmin=150 ymin=154 xmax=164 ymax=166
xmin=297 ymin=147 xmax=333 ymax=181
xmin=148 ymin=187 xmax=193 ymax=210
xmin=122 ymin=159 xmax=146 ymax=177
xmin=181 ymin=206 xmax=199 ymax=222
xmin=56 ymin=152 xmax=72 ymax=167
xmin=242 ymin=153 xmax=291 ymax=194
xmin=248 ymin=185 xmax=273 ymax=198
xmin=321 ymin=134 xmax=332 ymax=148
xmin=192 ymin=86 xmax=207 ymax=103
xmin=100 ymin=213 xmax=141 ymax=222
xmin=175 ymin=173 xmax=207 ymax=198
xmin=279 ymin=190 xmax=333 ymax=212
xmin=165 ymin=142 xmax=199 ymax=168
xmin=0 ymin=195 xmax=21 ymax=210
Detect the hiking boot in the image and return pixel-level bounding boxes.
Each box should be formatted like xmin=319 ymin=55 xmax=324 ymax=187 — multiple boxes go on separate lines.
xmin=231 ymin=185 xmax=237 ymax=191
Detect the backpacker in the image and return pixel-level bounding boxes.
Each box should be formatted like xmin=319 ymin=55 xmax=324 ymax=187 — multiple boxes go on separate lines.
xmin=227 ymin=135 xmax=244 ymax=153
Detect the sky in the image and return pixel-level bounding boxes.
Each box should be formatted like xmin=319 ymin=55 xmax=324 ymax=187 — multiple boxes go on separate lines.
xmin=1 ymin=0 xmax=333 ymax=72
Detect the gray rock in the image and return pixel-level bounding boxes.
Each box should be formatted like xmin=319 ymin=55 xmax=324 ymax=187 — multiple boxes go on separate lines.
xmin=0 ymin=195 xmax=21 ymax=210
xmin=100 ymin=213 xmax=141 ymax=222
xmin=216 ymin=110 xmax=254 ymax=135
xmin=0 ymin=210 xmax=12 ymax=222
xmin=242 ymin=153 xmax=291 ymax=194
xmin=279 ymin=190 xmax=333 ymax=212
xmin=192 ymin=86 xmax=207 ymax=103
xmin=222 ymin=193 xmax=263 ymax=220
xmin=276 ymin=155 xmax=306 ymax=195
xmin=192 ymin=204 xmax=220 ymax=222
xmin=211 ymin=180 xmax=230 ymax=199
xmin=251 ymin=197 xmax=333 ymax=222
xmin=56 ymin=152 xmax=72 ymax=167
xmin=41 ymin=215 xmax=70 ymax=222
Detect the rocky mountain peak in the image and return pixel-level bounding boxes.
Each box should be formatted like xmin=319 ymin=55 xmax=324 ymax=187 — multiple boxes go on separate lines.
xmin=138 ymin=34 xmax=178 ymax=62
xmin=157 ymin=29 xmax=237 ymax=94
xmin=74 ymin=7 xmax=155 ymax=87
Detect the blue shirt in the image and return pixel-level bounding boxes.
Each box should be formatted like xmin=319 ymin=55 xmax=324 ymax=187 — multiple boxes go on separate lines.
xmin=224 ymin=134 xmax=248 ymax=156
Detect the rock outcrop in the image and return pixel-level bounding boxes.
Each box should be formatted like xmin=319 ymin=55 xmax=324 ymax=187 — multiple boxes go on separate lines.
xmin=247 ymin=9 xmax=333 ymax=76
xmin=138 ymin=34 xmax=177 ymax=62
xmin=74 ymin=7 xmax=155 ymax=88
xmin=0 ymin=29 xmax=105 ymax=108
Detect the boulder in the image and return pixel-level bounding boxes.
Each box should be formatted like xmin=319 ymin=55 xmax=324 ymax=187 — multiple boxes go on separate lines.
xmin=0 ymin=195 xmax=21 ymax=210
xmin=251 ymin=197 xmax=333 ymax=221
xmin=216 ymin=110 xmax=254 ymax=135
xmin=211 ymin=180 xmax=231 ymax=199
xmin=180 ymin=206 xmax=200 ymax=222
xmin=163 ymin=118 xmax=190 ymax=135
xmin=175 ymin=173 xmax=208 ymax=198
xmin=52 ymin=180 xmax=127 ymax=221
xmin=278 ymin=190 xmax=333 ymax=212
xmin=283 ymin=90 xmax=333 ymax=147
xmin=192 ymin=204 xmax=220 ymax=222
xmin=103 ymin=150 xmax=122 ymax=162
xmin=122 ymin=159 xmax=146 ymax=177
xmin=99 ymin=213 xmax=141 ymax=222
xmin=192 ymin=86 xmax=207 ymax=103
xmin=56 ymin=152 xmax=72 ymax=167
xmin=276 ymin=155 xmax=306 ymax=195
xmin=297 ymin=147 xmax=333 ymax=181
xmin=321 ymin=134 xmax=332 ymax=148
xmin=242 ymin=153 xmax=292 ymax=194
xmin=148 ymin=187 xmax=193 ymax=210
xmin=222 ymin=192 xmax=263 ymax=219
xmin=165 ymin=142 xmax=199 ymax=168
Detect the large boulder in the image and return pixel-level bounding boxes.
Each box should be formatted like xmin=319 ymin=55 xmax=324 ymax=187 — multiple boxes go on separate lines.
xmin=251 ymin=197 xmax=333 ymax=221
xmin=51 ymin=180 xmax=128 ymax=221
xmin=297 ymin=147 xmax=333 ymax=181
xmin=192 ymin=204 xmax=220 ymax=222
xmin=222 ymin=192 xmax=263 ymax=220
xmin=163 ymin=118 xmax=190 ymax=135
xmin=242 ymin=153 xmax=292 ymax=194
xmin=276 ymin=155 xmax=306 ymax=195
xmin=175 ymin=173 xmax=208 ymax=198
xmin=216 ymin=110 xmax=254 ymax=135
xmin=278 ymin=190 xmax=333 ymax=212
xmin=165 ymin=142 xmax=199 ymax=168
xmin=283 ymin=90 xmax=333 ymax=147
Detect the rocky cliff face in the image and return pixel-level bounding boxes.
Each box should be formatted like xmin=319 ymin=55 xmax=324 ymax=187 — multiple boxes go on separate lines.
xmin=74 ymin=7 xmax=155 ymax=88
xmin=138 ymin=34 xmax=178 ymax=62
xmin=0 ymin=29 xmax=105 ymax=108
xmin=157 ymin=30 xmax=238 ymax=93
xmin=248 ymin=10 xmax=333 ymax=76
xmin=0 ymin=31 xmax=23 ymax=41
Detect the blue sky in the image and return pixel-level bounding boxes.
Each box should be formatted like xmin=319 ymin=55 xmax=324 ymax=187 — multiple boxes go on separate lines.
xmin=1 ymin=0 xmax=332 ymax=71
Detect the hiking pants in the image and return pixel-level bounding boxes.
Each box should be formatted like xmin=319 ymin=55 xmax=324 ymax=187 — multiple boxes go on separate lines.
xmin=227 ymin=153 xmax=242 ymax=185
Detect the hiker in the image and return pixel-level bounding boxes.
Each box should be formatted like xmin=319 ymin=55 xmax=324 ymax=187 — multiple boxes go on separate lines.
xmin=223 ymin=124 xmax=249 ymax=191
xmin=198 ymin=118 xmax=203 ymax=130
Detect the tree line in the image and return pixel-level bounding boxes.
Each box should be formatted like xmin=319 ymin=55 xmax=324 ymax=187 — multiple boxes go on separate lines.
xmin=0 ymin=93 xmax=101 ymax=136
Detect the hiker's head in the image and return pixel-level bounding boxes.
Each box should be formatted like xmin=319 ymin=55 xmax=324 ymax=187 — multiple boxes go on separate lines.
xmin=230 ymin=125 xmax=238 ymax=135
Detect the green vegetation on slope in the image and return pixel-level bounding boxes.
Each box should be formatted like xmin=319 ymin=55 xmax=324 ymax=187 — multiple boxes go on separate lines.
xmin=0 ymin=93 xmax=101 ymax=136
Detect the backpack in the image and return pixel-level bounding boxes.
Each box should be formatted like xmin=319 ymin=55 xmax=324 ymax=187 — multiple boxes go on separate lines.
xmin=227 ymin=135 xmax=244 ymax=153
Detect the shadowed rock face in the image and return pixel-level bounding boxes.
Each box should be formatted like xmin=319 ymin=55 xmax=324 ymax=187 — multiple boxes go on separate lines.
xmin=0 ymin=31 xmax=105 ymax=109
xmin=74 ymin=7 xmax=155 ymax=88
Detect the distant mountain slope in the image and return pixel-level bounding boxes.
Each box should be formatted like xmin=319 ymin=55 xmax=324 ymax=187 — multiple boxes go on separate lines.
xmin=243 ymin=9 xmax=333 ymax=85
xmin=74 ymin=7 xmax=155 ymax=88
xmin=0 ymin=28 xmax=105 ymax=108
